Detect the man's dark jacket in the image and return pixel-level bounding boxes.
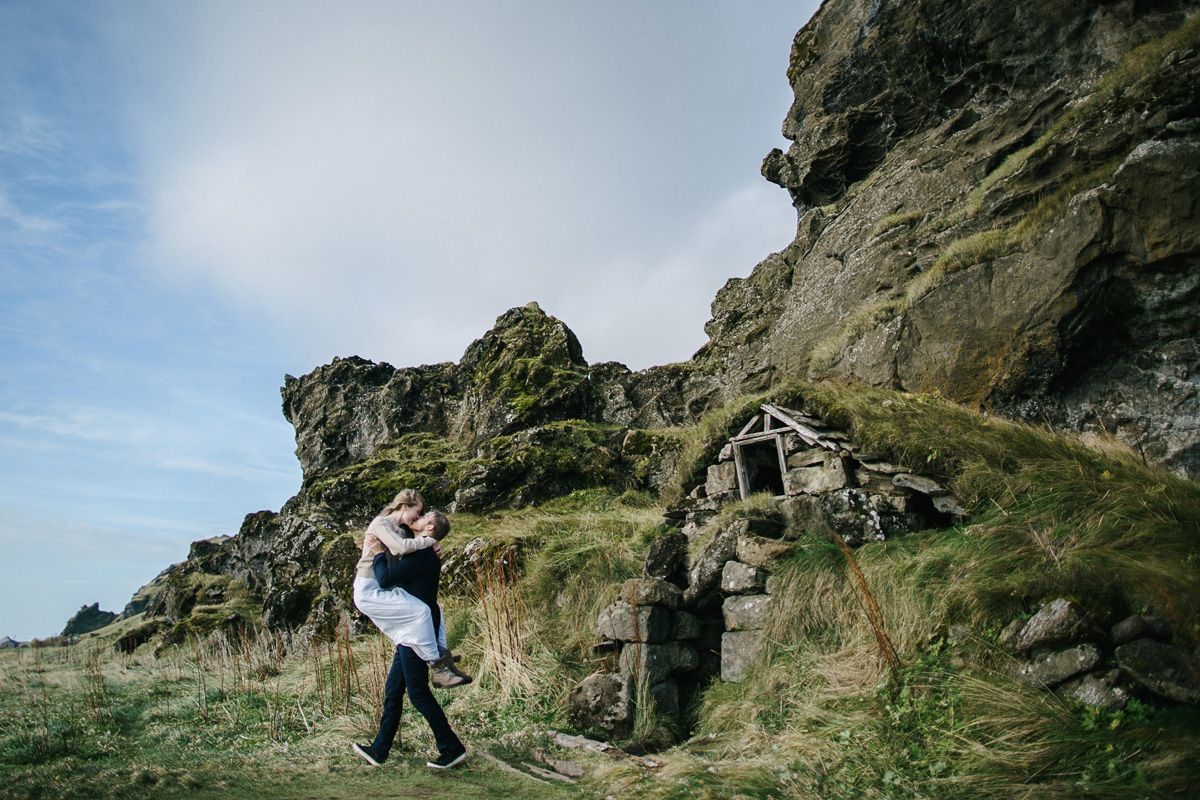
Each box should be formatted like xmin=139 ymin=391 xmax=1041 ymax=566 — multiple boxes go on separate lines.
xmin=372 ymin=545 xmax=441 ymax=632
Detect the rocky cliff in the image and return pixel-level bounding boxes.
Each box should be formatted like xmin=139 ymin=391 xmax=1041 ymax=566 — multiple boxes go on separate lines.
xmin=700 ymin=0 xmax=1200 ymax=478
xmin=102 ymin=0 xmax=1200 ymax=646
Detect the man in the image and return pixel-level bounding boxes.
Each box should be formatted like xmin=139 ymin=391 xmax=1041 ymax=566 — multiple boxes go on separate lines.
xmin=353 ymin=509 xmax=468 ymax=770
xmin=351 ymin=489 xmax=468 ymax=688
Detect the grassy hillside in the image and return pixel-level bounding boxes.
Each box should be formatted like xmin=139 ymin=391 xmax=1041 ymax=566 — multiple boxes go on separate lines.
xmin=3 ymin=383 xmax=1198 ymax=798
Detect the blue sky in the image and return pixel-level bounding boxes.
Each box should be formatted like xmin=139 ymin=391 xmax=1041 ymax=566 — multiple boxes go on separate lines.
xmin=0 ymin=0 xmax=818 ymax=640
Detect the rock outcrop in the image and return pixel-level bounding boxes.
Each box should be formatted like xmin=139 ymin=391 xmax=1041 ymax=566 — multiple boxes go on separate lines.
xmin=282 ymin=302 xmax=693 ymax=482
xmin=694 ymin=0 xmax=1200 ymax=478
xmin=61 ymin=603 xmax=118 ymax=638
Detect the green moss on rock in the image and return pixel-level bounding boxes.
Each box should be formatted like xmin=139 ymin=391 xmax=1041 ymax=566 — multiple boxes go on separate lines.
xmin=310 ymin=432 xmax=470 ymax=514
xmin=455 ymin=421 xmax=630 ymax=511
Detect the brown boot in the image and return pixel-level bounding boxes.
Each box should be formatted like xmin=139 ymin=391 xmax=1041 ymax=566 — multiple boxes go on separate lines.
xmin=439 ymin=647 xmax=474 ymax=684
xmin=429 ymin=656 xmax=468 ymax=688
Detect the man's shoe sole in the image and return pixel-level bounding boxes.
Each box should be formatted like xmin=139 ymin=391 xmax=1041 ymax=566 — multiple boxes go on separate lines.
xmin=427 ymin=750 xmax=468 ymax=769
xmin=352 ymin=743 xmax=383 ymax=767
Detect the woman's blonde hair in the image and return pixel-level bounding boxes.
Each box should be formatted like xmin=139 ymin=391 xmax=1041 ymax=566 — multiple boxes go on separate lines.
xmin=382 ymin=488 xmax=425 ymax=516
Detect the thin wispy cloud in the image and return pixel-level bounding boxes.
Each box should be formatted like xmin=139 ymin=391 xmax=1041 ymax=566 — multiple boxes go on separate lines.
xmin=0 ymin=185 xmax=62 ymax=233
xmin=0 ymin=406 xmax=153 ymax=443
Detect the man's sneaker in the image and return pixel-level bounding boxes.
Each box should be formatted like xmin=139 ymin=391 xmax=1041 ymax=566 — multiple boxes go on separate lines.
xmin=352 ymin=742 xmax=384 ymax=766
xmin=426 ymin=748 xmax=468 ymax=769
xmin=429 ymin=658 xmax=468 ymax=688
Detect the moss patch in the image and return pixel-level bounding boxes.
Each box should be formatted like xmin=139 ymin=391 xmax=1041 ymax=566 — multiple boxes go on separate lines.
xmin=309 ymin=432 xmax=470 ymax=513
xmin=456 ymin=421 xmax=631 ymax=511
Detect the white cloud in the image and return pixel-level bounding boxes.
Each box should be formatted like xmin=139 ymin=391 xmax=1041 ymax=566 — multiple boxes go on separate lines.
xmin=0 ymin=405 xmax=152 ymax=443
xmin=127 ymin=1 xmax=806 ymax=370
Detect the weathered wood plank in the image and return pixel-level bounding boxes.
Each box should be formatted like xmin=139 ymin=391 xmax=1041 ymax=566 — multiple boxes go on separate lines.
xmin=761 ymin=404 xmax=838 ymax=450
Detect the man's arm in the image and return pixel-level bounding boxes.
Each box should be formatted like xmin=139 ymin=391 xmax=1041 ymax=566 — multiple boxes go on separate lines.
xmin=373 ymin=547 xmax=438 ymax=590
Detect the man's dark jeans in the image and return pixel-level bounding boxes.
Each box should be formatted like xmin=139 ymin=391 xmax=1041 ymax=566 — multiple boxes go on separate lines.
xmin=370 ymin=643 xmax=464 ymax=761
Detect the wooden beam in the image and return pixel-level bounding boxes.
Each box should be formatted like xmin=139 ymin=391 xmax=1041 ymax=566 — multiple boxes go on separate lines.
xmin=733 ymin=442 xmax=749 ymax=500
xmin=738 ymin=415 xmax=762 ymax=437
xmin=775 ymin=433 xmax=788 ymax=491
xmin=762 ymin=404 xmax=839 ymax=450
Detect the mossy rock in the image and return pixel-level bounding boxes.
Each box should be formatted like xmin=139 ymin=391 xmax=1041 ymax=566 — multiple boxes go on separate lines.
xmin=317 ymin=531 xmax=360 ymax=609
xmin=309 ymin=432 xmax=470 ymax=515
xmin=454 ymin=421 xmax=630 ymax=511
xmin=459 ymin=303 xmax=592 ymax=440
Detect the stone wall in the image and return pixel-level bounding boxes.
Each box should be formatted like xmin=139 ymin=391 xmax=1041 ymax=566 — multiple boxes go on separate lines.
xmin=569 ymin=407 xmax=961 ymax=739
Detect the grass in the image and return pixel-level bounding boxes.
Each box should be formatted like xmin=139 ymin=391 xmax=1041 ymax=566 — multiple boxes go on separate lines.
xmin=0 ymin=633 xmax=579 ymax=800
xmin=593 ymin=381 xmax=1200 ymax=798
xmin=7 ymin=384 xmax=1200 ymax=798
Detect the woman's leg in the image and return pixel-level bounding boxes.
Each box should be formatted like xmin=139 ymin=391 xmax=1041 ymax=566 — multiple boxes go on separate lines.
xmin=356 ymin=583 xmax=441 ymax=662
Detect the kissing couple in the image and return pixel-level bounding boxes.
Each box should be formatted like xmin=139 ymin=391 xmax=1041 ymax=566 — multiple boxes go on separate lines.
xmin=350 ymin=488 xmax=470 ymax=770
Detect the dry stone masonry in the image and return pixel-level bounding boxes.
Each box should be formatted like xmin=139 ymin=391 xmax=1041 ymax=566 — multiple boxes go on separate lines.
xmin=1004 ymin=598 xmax=1200 ymax=710
xmin=569 ymin=404 xmax=962 ymax=739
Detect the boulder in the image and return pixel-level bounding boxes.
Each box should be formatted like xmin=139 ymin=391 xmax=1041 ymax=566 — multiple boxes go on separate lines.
xmin=782 ymin=455 xmax=851 ymax=495
xmin=780 ymin=489 xmax=920 ymax=545
xmin=786 ymin=447 xmax=827 ymax=468
xmin=734 ymin=533 xmax=793 ymax=569
xmin=721 ymin=630 xmax=765 ymax=682
xmin=721 ymin=561 xmax=768 ymax=595
xmin=705 ymin=462 xmax=739 ymax=498
xmin=683 ymin=523 xmax=741 ymax=607
xmin=1063 ymin=670 xmax=1129 ymax=711
xmin=568 ymin=672 xmax=633 ymax=738
xmin=1016 ymin=599 xmax=1105 ymax=653
xmin=596 ymin=601 xmax=672 ymax=643
xmin=891 ymin=473 xmax=949 ymax=496
xmin=620 ymin=577 xmax=682 ymax=610
xmin=722 ymin=594 xmax=773 ymax=631
xmin=1115 ymin=639 xmax=1200 ymax=705
xmin=1018 ymin=644 xmax=1103 ymax=687
xmin=932 ymin=495 xmax=968 ymax=516
xmin=998 ymin=619 xmax=1024 ymax=651
xmin=1110 ymin=615 xmax=1173 ymax=646
xmin=643 ymin=531 xmax=688 ymax=587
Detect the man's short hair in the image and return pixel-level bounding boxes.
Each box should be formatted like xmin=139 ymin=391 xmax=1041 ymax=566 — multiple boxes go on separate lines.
xmin=383 ymin=488 xmax=425 ymax=515
xmin=426 ymin=510 xmax=450 ymax=541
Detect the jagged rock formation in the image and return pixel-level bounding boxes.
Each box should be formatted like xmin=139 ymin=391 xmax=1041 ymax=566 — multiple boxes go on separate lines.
xmin=112 ymin=305 xmax=687 ymax=642
xmin=61 ymin=603 xmax=117 ymax=638
xmin=694 ymin=0 xmax=1200 ymax=478
xmin=282 ymin=303 xmax=694 ymax=482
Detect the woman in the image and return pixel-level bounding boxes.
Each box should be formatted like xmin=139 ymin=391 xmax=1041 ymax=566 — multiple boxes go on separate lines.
xmin=351 ymin=489 xmax=467 ymax=688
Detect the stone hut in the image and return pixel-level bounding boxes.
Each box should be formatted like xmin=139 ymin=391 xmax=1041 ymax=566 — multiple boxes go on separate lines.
xmin=569 ymin=404 xmax=963 ymax=740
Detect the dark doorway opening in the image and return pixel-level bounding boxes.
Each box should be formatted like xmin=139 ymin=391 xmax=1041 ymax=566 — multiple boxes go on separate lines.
xmin=739 ymin=439 xmax=785 ymax=497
